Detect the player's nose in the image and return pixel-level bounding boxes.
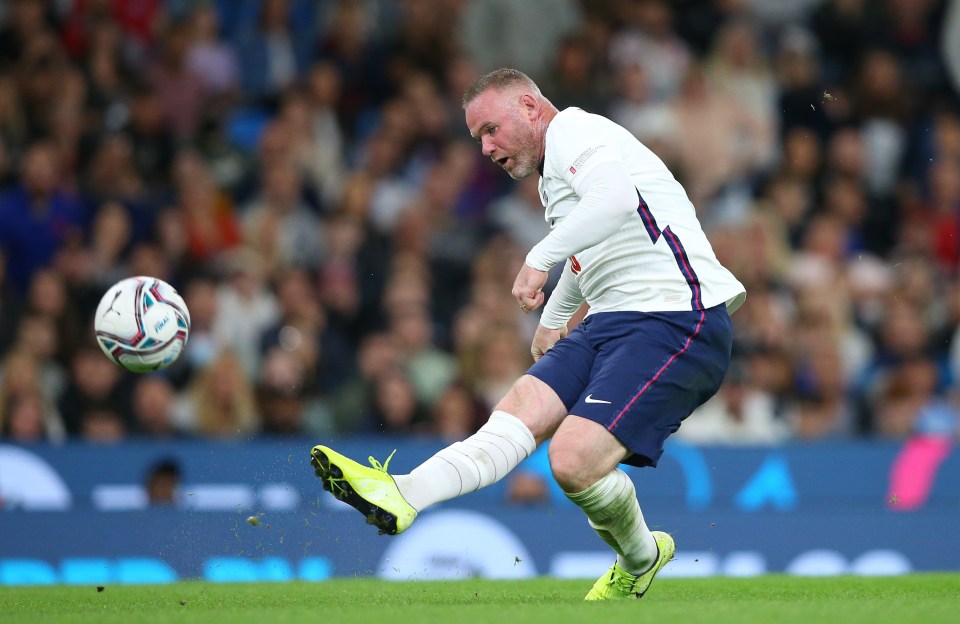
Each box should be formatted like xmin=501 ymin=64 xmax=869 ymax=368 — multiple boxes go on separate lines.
xmin=481 ymin=136 xmax=496 ymax=157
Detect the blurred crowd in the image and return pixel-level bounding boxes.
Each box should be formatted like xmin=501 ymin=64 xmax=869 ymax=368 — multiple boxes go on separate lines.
xmin=1 ymin=0 xmax=959 ymax=447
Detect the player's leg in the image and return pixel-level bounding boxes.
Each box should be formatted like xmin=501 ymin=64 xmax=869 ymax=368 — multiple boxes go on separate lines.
xmin=555 ymin=306 xmax=734 ymax=599
xmin=311 ymin=374 xmax=567 ymax=534
xmin=550 ymin=416 xmax=673 ymax=600
xmin=311 ymin=322 xmax=596 ymax=534
xmin=390 ymin=374 xmax=566 ymax=510
xmin=550 ymin=416 xmax=656 ymax=567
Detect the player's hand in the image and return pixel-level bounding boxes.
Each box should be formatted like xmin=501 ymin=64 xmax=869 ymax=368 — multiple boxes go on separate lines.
xmin=531 ymin=324 xmax=568 ymax=361
xmin=512 ymin=264 xmax=548 ymax=313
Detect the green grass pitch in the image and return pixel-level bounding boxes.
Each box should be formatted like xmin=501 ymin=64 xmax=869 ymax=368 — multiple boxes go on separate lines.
xmin=2 ymin=575 xmax=958 ymax=624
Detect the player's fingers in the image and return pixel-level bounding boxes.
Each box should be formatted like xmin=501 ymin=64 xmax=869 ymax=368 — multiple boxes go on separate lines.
xmin=527 ymin=291 xmax=545 ymax=310
xmin=516 ymin=292 xmax=538 ymax=311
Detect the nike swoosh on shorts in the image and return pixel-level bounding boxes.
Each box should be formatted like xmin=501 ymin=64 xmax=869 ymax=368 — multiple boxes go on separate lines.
xmin=585 ymin=395 xmax=612 ymax=404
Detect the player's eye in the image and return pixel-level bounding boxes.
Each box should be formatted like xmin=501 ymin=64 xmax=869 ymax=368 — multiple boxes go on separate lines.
xmin=488 ymin=126 xmax=497 ymax=136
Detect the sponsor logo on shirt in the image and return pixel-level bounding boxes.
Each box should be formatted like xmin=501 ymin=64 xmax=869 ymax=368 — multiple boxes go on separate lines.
xmin=568 ymin=146 xmax=601 ymax=176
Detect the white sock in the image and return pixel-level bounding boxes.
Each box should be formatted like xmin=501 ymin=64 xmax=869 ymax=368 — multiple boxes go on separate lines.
xmin=565 ymin=469 xmax=658 ymax=575
xmin=393 ymin=410 xmax=536 ymax=511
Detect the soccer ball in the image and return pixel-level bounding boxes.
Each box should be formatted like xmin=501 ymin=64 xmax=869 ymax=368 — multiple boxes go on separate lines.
xmin=93 ymin=276 xmax=191 ymax=372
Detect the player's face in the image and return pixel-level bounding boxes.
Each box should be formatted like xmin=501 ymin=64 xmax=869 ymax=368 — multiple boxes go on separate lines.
xmin=466 ymin=90 xmax=542 ymax=180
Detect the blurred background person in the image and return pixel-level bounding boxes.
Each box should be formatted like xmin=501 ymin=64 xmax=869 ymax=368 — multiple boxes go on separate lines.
xmin=144 ymin=458 xmax=183 ymax=506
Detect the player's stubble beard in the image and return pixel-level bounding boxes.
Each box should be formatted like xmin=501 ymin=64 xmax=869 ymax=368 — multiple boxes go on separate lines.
xmin=505 ymin=114 xmax=546 ymax=180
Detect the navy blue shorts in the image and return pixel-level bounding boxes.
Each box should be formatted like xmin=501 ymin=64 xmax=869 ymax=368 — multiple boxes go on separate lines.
xmin=527 ymin=305 xmax=734 ymax=468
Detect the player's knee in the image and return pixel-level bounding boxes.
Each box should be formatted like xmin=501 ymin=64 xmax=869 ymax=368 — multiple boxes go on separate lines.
xmin=548 ymin=440 xmax=594 ymax=493
xmin=493 ymin=376 xmax=565 ymax=443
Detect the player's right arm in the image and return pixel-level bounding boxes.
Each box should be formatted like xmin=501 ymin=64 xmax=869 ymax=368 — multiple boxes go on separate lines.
xmin=524 ymin=160 xmax=637 ymax=272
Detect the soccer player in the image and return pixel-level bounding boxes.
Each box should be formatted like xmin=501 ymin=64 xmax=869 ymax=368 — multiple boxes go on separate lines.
xmin=311 ymin=68 xmax=746 ymax=600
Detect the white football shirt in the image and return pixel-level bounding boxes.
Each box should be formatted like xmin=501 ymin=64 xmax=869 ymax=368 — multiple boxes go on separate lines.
xmin=528 ymin=108 xmax=746 ymax=327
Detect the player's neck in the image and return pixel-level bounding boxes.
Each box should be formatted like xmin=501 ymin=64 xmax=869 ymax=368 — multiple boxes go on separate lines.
xmin=536 ymin=106 xmax=559 ymax=176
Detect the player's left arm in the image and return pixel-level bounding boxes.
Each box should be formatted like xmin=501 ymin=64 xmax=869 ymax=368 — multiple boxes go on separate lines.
xmin=539 ymin=259 xmax=584 ymax=329
xmin=528 ymin=264 xmax=585 ymax=360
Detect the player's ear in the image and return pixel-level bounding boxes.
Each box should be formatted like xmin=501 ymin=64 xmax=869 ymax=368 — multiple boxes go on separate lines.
xmin=519 ymin=93 xmax=539 ymax=119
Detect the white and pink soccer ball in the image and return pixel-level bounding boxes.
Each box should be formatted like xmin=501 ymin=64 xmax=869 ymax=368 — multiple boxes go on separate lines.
xmin=93 ymin=276 xmax=191 ymax=373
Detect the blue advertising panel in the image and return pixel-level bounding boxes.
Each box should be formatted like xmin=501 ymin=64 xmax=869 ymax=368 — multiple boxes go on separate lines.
xmin=1 ymin=437 xmax=957 ymax=584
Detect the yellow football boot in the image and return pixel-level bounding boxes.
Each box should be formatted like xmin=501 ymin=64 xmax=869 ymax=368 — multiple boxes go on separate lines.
xmin=585 ymin=531 xmax=675 ymax=600
xmin=310 ymin=445 xmax=417 ymax=535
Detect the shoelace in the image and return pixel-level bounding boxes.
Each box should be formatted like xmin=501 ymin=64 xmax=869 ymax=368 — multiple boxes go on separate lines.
xmin=321 ymin=449 xmax=398 ymax=498
xmin=367 ymin=449 xmax=397 ymax=473
xmin=608 ymin=566 xmax=640 ymax=595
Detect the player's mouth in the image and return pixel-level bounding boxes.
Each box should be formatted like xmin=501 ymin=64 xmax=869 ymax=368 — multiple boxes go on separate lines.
xmin=496 ymin=156 xmax=510 ymax=168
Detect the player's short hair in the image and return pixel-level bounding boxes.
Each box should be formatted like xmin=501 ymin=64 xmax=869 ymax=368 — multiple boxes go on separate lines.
xmin=462 ymin=68 xmax=542 ymax=108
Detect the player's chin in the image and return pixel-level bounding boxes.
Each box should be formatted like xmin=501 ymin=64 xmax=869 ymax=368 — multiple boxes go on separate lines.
xmin=506 ymin=162 xmax=535 ymax=180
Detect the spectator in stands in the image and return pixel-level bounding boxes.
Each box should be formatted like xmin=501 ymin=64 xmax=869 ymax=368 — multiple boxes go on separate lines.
xmin=331 ymin=332 xmax=401 ymax=433
xmin=365 ymin=366 xmax=428 ymax=435
xmin=77 ymin=15 xmax=133 ymax=133
xmin=260 ymin=269 xmax=327 ymax=386
xmin=132 ymin=376 xmax=187 ymax=440
xmin=185 ymin=4 xmax=240 ymax=100
xmin=240 ymin=162 xmax=324 ymax=271
xmin=0 ymin=74 xmax=28 ymax=161
xmin=81 ymin=136 xmax=156 ymax=244
xmin=430 ymin=379 xmax=487 ymax=441
xmin=679 ymin=361 xmax=788 ymax=445
xmin=1 ymin=390 xmax=59 ymax=443
xmin=775 ymin=26 xmax=832 ymax=139
xmin=163 ymin=274 xmax=219 ymax=388
xmin=80 ymin=407 xmax=126 ymax=443
xmin=277 ymin=81 xmax=345 ymax=208
xmin=170 ymin=148 xmax=242 ymax=264
xmin=606 ymin=62 xmax=676 ymax=162
xmin=233 ymin=0 xmax=315 ymax=105
xmin=25 ymin=268 xmax=85 ymax=367
xmin=384 ymin=299 xmax=457 ymax=410
xmin=122 ymin=82 xmax=177 ymax=191
xmin=608 ymin=0 xmax=690 ymax=102
xmin=668 ymin=63 xmax=766 ymax=212
xmin=486 ymin=175 xmax=550 ymax=251
xmin=0 ymin=141 xmax=85 ymax=294
xmin=257 ymin=346 xmax=330 ymax=436
xmin=705 ymin=18 xmax=777 ymax=173
xmin=86 ymin=200 xmax=134 ymax=284
xmin=317 ymin=213 xmax=366 ymax=346
xmin=182 ymin=349 xmax=258 ymax=438
xmin=144 ymin=458 xmax=182 ymax=506
xmin=57 ymin=343 xmax=130 ymax=434
xmin=147 ymin=19 xmax=206 ymax=141
xmin=460 ymin=0 xmax=582 ymax=82
xmin=212 ymin=249 xmax=280 ymax=378
xmin=466 ymin=324 xmax=531 ymax=413
xmin=12 ymin=313 xmax=66 ymax=403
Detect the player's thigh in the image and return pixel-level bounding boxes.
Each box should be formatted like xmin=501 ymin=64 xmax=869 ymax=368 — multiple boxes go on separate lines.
xmin=548 ymin=414 xmax=630 ymax=492
xmin=569 ymin=307 xmax=733 ymax=468
xmin=494 ymin=374 xmax=568 ymax=444
xmin=511 ymin=324 xmax=596 ymax=443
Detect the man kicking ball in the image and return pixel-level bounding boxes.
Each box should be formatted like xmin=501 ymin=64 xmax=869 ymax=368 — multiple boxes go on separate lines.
xmin=311 ymin=67 xmax=746 ymax=600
